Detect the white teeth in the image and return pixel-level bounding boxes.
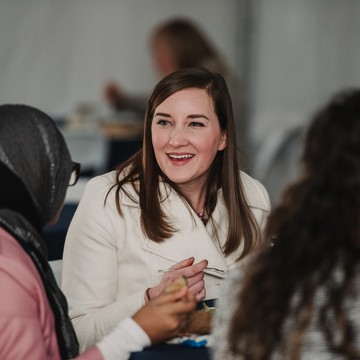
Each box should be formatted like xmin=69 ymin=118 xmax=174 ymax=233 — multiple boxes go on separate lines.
xmin=168 ymin=154 xmax=193 ymax=159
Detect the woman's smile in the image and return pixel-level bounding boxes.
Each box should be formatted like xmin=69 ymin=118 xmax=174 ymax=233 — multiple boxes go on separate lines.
xmin=167 ymin=152 xmax=194 ymax=163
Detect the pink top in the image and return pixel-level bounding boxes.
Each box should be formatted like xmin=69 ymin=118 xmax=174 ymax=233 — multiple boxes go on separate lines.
xmin=0 ymin=227 xmax=102 ymax=359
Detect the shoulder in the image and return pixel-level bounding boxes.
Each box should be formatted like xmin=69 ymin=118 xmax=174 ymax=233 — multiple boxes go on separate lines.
xmin=74 ymin=172 xmax=118 ymax=212
xmin=85 ymin=170 xmax=117 ymax=193
xmin=82 ymin=171 xmax=119 ymax=203
xmin=84 ymin=169 xmax=139 ymax=208
xmin=240 ymin=171 xmax=271 ymax=211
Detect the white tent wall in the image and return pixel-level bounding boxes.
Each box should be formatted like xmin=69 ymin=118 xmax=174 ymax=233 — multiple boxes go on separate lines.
xmin=1 ymin=0 xmax=359 ymax=165
xmin=0 ymin=0 xmax=242 ymax=116
xmin=247 ymin=0 xmax=360 ymax=146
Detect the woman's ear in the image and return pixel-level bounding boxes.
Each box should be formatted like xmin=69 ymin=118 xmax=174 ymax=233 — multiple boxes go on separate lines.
xmin=218 ymin=131 xmax=227 ymax=151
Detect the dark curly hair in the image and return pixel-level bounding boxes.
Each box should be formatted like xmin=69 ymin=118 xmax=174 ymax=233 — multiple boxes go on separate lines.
xmin=228 ymin=89 xmax=360 ymax=359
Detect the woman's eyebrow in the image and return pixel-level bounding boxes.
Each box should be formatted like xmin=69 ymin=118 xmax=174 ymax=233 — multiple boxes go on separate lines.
xmin=154 ymin=112 xmax=171 ymax=118
xmin=188 ymin=114 xmax=209 ymax=120
xmin=154 ymin=112 xmax=209 ymax=120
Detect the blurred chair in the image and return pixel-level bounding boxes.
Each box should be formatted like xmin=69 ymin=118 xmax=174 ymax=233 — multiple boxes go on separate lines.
xmin=252 ymin=125 xmax=305 ymax=206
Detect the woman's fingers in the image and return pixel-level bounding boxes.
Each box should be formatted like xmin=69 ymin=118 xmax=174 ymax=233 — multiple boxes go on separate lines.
xmin=169 ymin=257 xmax=195 ymax=270
xmin=188 ymin=276 xmax=205 ymax=292
xmin=195 ymin=288 xmax=206 ymax=301
xmin=153 ymin=258 xmax=208 ymax=298
xmin=179 ymin=259 xmax=208 ymax=279
xmin=186 ymin=271 xmax=204 ymax=288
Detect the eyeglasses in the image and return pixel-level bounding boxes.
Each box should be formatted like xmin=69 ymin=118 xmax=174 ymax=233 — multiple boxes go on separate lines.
xmin=69 ymin=162 xmax=81 ymax=186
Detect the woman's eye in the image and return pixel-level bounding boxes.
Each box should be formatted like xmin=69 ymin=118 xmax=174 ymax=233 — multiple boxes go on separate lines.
xmin=156 ymin=119 xmax=170 ymax=126
xmin=189 ymin=121 xmax=205 ymax=127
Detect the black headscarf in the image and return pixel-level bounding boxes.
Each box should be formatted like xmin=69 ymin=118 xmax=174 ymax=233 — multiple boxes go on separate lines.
xmin=0 ymin=104 xmax=79 ymax=359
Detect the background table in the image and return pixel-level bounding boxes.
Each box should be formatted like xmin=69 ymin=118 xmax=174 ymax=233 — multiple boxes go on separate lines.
xmin=59 ymin=120 xmax=143 ymax=176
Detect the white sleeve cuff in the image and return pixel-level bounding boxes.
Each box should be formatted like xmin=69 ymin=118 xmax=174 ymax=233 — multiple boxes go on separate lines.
xmin=97 ymin=317 xmax=151 ymax=360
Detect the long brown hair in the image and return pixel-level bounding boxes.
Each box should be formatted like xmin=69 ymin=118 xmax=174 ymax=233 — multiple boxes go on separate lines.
xmin=228 ymin=89 xmax=360 ymax=358
xmin=107 ymin=67 xmax=259 ymax=258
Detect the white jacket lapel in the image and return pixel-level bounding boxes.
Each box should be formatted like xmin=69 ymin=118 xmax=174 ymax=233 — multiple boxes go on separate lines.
xmin=143 ymin=189 xmax=228 ymax=269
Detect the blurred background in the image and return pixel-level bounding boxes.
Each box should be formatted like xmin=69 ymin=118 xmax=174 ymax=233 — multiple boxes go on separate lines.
xmin=1 ymin=0 xmax=360 ymax=206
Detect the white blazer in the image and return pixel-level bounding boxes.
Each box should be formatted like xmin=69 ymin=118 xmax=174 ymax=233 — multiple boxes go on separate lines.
xmin=61 ymin=170 xmax=270 ymax=351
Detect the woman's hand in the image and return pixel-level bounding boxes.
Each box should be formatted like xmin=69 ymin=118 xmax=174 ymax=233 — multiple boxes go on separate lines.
xmin=148 ymin=257 xmax=208 ymax=302
xmin=133 ymin=287 xmax=196 ymax=344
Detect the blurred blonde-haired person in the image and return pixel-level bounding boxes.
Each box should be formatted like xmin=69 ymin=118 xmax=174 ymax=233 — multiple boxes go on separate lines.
xmin=104 ymin=17 xmax=239 ymax=118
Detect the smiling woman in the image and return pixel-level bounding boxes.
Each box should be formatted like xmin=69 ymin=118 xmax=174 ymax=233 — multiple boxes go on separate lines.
xmin=151 ymin=88 xmax=226 ymax=201
xmin=61 ymin=67 xmax=271 ymax=351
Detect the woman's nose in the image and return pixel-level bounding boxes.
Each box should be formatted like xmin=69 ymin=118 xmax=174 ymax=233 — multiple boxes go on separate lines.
xmin=169 ymin=126 xmax=188 ymax=147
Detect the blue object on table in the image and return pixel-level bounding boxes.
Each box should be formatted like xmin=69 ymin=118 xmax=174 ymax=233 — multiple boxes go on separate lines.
xmin=181 ymin=338 xmax=208 ymax=347
xmin=130 ymin=343 xmax=211 ymax=360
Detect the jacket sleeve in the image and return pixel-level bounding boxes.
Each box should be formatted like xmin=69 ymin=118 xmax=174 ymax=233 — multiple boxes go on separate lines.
xmin=61 ymin=174 xmax=146 ymax=352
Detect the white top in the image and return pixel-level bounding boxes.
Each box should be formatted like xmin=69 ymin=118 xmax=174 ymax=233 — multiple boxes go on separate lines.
xmin=61 ymin=170 xmax=270 ymax=351
xmin=97 ymin=317 xmax=150 ymax=360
